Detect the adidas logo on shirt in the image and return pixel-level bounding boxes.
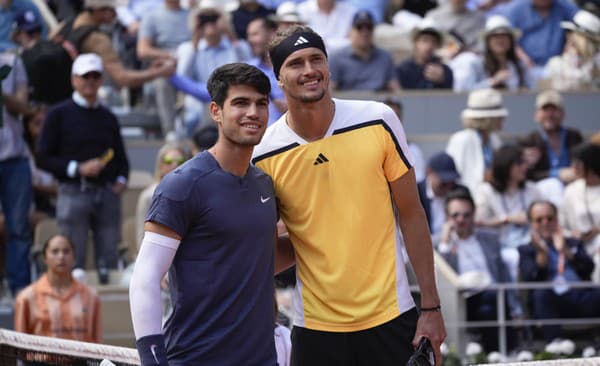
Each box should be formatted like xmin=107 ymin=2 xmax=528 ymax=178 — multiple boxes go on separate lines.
xmin=313 ymin=153 xmax=329 ymax=165
xmin=294 ymin=36 xmax=309 ymax=46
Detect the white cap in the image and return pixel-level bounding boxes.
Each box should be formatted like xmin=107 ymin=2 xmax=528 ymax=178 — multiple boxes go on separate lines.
xmin=461 ymin=88 xmax=508 ymax=119
xmin=411 ymin=18 xmax=444 ymax=43
xmin=72 ymin=53 xmax=103 ymax=76
xmin=84 ymin=0 xmax=116 ymax=8
xmin=272 ymin=1 xmax=304 ymax=24
xmin=561 ymin=10 xmax=600 ymax=42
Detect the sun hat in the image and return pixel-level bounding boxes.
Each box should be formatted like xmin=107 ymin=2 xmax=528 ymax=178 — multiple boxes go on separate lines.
xmin=461 ymin=88 xmax=508 ymax=120
xmin=482 ymin=15 xmax=521 ymax=39
xmin=561 ymin=10 xmax=600 ymax=43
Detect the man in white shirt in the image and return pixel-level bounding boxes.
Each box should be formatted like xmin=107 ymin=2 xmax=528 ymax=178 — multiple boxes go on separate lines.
xmin=297 ymin=0 xmax=357 ymax=53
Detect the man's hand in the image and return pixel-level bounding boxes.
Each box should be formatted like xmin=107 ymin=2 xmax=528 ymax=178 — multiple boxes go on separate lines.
xmin=150 ymin=58 xmax=176 ymax=78
xmin=413 ymin=311 xmax=446 ymax=366
xmin=78 ymin=158 xmax=104 ymax=177
xmin=440 ymin=221 xmax=454 ymax=245
xmin=490 ymin=69 xmax=510 ymax=87
xmin=424 ymin=63 xmax=445 ymax=84
xmin=112 ymin=181 xmax=127 ymax=195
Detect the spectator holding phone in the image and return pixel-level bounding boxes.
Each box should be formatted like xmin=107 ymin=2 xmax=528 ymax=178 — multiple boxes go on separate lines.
xmin=397 ymin=18 xmax=453 ymax=89
xmin=37 ymin=53 xmax=129 ymax=276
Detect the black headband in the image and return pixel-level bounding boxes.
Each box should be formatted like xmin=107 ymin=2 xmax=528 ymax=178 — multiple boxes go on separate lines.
xmin=269 ymin=31 xmax=327 ymax=79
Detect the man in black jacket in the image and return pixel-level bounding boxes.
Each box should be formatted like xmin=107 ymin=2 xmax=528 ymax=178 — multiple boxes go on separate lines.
xmin=37 ymin=53 xmax=129 ymax=276
xmin=519 ymin=200 xmax=600 ymax=341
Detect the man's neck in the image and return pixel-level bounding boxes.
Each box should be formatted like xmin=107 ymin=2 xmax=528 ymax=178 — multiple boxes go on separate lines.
xmin=210 ymin=142 xmax=253 ymax=177
xmin=286 ymin=95 xmax=335 ymax=142
xmin=260 ymin=52 xmax=272 ymax=66
xmin=352 ymin=44 xmax=373 ymax=59
xmin=319 ymin=3 xmax=335 ymax=14
xmin=415 ymin=53 xmax=431 ymax=66
xmin=166 ymin=3 xmax=181 ymax=10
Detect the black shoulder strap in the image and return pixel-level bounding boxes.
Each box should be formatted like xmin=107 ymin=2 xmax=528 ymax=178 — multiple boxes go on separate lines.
xmin=57 ymin=17 xmax=99 ymax=59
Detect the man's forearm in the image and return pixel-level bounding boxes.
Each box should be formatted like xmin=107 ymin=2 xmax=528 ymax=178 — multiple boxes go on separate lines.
xmin=399 ymin=206 xmax=440 ymax=307
xmin=3 ymin=93 xmax=28 ymax=116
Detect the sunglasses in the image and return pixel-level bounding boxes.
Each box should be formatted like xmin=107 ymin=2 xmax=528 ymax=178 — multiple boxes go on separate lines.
xmin=198 ymin=14 xmax=220 ymax=25
xmin=163 ymin=156 xmax=186 ymax=165
xmin=355 ymin=24 xmax=374 ymax=31
xmin=81 ymin=72 xmax=102 ymax=80
xmin=450 ymin=211 xmax=473 ymax=219
xmin=533 ymin=215 xmax=555 ymax=224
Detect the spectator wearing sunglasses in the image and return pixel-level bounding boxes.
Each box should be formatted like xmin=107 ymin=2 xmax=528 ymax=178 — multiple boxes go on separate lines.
xmin=519 ymin=200 xmax=600 ymax=341
xmin=329 ymin=10 xmax=400 ymax=92
xmin=135 ymin=143 xmax=190 ymax=245
xmin=438 ymin=189 xmax=522 ymax=352
xmin=37 ymin=53 xmax=130 ymax=275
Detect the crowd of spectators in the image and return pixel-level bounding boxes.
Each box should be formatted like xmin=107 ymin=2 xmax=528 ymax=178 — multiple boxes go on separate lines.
xmin=0 ymin=0 xmax=597 ymax=355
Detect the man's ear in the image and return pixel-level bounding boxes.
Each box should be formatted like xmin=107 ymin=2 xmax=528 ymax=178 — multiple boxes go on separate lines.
xmin=209 ymin=101 xmax=222 ymax=124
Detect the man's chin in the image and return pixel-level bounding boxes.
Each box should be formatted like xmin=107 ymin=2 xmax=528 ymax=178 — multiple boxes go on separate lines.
xmin=299 ymin=90 xmax=326 ymax=103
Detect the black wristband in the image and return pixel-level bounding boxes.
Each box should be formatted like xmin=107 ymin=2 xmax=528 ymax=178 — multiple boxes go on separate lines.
xmin=136 ymin=334 xmax=169 ymax=366
xmin=420 ymin=305 xmax=441 ymax=312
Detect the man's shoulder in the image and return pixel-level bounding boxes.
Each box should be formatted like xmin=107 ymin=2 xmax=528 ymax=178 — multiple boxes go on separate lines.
xmin=156 ymin=154 xmax=215 ymax=200
xmin=47 ymin=99 xmax=75 ymax=114
xmin=253 ymin=119 xmax=297 ymax=164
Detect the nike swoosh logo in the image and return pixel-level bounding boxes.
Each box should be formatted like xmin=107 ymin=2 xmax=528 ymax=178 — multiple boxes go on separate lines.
xmin=260 ymin=196 xmax=271 ymax=203
xmin=150 ymin=344 xmax=159 ymax=364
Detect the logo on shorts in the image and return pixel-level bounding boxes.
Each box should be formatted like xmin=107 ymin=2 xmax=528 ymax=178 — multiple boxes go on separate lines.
xmin=294 ymin=36 xmax=309 ymax=46
xmin=260 ymin=196 xmax=271 ymax=203
xmin=313 ymin=153 xmax=329 ymax=165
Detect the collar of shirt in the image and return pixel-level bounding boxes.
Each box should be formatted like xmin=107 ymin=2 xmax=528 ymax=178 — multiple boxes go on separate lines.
xmin=199 ymin=37 xmax=229 ymax=51
xmin=72 ymin=91 xmax=100 ymax=109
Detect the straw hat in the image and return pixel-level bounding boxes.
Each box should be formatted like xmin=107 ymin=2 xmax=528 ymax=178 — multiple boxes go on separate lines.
xmin=482 ymin=15 xmax=521 ymax=39
xmin=461 ymin=88 xmax=508 ymax=120
xmin=411 ymin=18 xmax=444 ymax=44
xmin=561 ymin=10 xmax=600 ymax=43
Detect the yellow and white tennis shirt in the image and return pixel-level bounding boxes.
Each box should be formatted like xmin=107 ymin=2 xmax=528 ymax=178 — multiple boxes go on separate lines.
xmin=252 ymin=98 xmax=416 ymax=332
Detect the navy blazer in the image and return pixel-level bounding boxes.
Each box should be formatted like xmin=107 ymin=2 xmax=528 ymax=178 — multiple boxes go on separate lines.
xmin=518 ymin=237 xmax=594 ymax=282
xmin=441 ymin=229 xmax=523 ymax=316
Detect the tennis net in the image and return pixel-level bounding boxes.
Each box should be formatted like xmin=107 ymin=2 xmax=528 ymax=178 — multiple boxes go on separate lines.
xmin=0 ymin=329 xmax=139 ymax=365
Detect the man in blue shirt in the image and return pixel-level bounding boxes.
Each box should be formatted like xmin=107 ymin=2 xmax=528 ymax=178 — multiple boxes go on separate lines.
xmin=247 ymin=16 xmax=287 ymax=125
xmin=0 ymin=0 xmax=46 ymax=51
xmin=502 ymin=0 xmax=578 ymax=69
xmin=329 ymin=10 xmax=400 ymax=92
xmin=519 ymin=200 xmax=600 ymax=341
xmin=130 ymin=63 xmax=278 ymax=366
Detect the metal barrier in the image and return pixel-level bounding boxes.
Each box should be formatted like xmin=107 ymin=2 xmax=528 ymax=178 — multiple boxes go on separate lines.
xmin=434 ymin=252 xmax=600 ymax=355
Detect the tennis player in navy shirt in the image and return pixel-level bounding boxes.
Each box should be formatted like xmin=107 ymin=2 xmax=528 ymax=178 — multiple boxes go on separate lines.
xmin=130 ymin=63 xmax=278 ymax=366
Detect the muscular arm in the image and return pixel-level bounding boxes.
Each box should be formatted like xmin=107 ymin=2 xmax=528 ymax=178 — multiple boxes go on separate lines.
xmin=137 ymin=37 xmax=172 ymax=61
xmin=390 ymin=169 xmax=446 ymax=364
